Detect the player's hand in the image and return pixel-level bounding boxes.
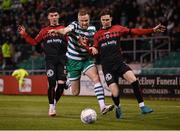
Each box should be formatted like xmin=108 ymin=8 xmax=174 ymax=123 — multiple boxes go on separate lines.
xmin=48 ymin=29 xmax=57 ymax=34
xmin=18 ymin=25 xmax=26 ymax=35
xmin=89 ymin=47 xmax=98 ymax=55
xmin=78 ymin=36 xmax=89 ymax=47
xmin=48 ymin=29 xmax=65 ymax=36
xmin=153 ymin=24 xmax=166 ymax=33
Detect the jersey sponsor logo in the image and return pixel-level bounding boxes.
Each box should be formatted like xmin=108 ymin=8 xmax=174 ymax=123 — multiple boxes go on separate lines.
xmin=0 ymin=79 xmax=4 ymax=92
xmin=47 ymin=69 xmax=54 ymax=77
xmin=105 ymin=73 xmax=112 ymax=81
xmin=101 ymin=40 xmax=117 ymax=47
xmin=19 ymin=78 xmax=32 ymax=93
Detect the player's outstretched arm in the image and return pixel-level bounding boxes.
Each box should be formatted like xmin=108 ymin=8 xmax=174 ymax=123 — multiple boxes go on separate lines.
xmin=18 ymin=25 xmax=26 ymax=36
xmin=18 ymin=25 xmax=40 ymax=46
xmin=153 ymin=24 xmax=166 ymax=33
xmin=130 ymin=24 xmax=166 ymax=36
xmin=48 ymin=26 xmax=72 ymax=35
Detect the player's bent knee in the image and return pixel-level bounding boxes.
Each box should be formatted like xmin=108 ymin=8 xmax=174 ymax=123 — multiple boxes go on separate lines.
xmin=128 ymin=78 xmax=137 ymax=84
xmin=72 ymin=90 xmax=80 ymax=96
xmin=91 ymin=75 xmax=100 ymax=83
xmin=70 ymin=86 xmax=80 ymax=96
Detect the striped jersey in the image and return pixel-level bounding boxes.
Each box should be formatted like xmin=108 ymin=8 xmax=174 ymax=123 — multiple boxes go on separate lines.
xmin=66 ymin=21 xmax=96 ymax=61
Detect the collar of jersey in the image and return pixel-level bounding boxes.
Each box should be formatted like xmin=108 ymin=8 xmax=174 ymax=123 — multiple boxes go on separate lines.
xmin=102 ymin=26 xmax=112 ymax=30
xmin=49 ymin=24 xmax=60 ymax=27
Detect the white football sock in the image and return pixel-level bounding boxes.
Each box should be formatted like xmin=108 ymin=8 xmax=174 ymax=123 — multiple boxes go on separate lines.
xmin=94 ymin=82 xmax=106 ymax=111
xmin=139 ymin=102 xmax=145 ymax=107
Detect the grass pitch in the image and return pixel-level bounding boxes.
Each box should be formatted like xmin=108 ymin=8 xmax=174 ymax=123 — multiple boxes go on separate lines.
xmin=0 ymin=95 xmax=179 ymax=130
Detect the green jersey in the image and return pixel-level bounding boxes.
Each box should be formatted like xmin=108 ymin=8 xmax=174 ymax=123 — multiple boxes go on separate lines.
xmin=66 ymin=21 xmax=96 ymax=61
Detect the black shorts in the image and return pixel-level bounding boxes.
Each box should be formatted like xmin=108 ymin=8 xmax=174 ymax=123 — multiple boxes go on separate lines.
xmin=46 ymin=56 xmax=66 ymax=81
xmin=102 ymin=61 xmax=131 ymax=86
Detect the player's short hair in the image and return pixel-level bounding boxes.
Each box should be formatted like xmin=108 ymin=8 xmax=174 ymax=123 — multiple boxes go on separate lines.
xmin=47 ymin=7 xmax=59 ymax=14
xmin=78 ymin=8 xmax=90 ymax=16
xmin=99 ymin=8 xmax=112 ymax=17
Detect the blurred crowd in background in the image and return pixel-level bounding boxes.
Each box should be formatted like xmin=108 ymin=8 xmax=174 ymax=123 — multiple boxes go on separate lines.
xmin=0 ymin=0 xmax=179 ymax=70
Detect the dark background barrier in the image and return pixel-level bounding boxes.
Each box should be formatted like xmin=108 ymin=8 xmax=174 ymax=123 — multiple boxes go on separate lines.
xmin=0 ymin=75 xmax=48 ymax=95
xmin=0 ymin=75 xmax=180 ymax=98
xmin=119 ymin=75 xmax=180 ymax=97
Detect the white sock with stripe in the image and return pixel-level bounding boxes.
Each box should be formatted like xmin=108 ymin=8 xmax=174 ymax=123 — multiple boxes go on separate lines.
xmin=94 ymin=82 xmax=106 ymax=111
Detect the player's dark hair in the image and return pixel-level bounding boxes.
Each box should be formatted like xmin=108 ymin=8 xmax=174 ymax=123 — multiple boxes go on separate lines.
xmin=99 ymin=8 xmax=112 ymax=17
xmin=47 ymin=7 xmax=59 ymax=14
xmin=78 ymin=8 xmax=90 ymax=16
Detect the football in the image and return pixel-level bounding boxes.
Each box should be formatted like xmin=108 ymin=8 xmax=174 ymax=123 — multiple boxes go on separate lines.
xmin=80 ymin=108 xmax=97 ymax=124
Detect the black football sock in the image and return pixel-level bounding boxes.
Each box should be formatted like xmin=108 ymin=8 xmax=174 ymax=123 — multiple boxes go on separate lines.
xmin=55 ymin=84 xmax=65 ymax=103
xmin=48 ymin=86 xmax=55 ymax=104
xmin=111 ymin=94 xmax=120 ymax=107
xmin=131 ymin=80 xmax=144 ymax=103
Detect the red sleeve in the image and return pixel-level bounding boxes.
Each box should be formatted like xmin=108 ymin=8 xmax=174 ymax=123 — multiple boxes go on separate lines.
xmin=117 ymin=25 xmax=130 ymax=34
xmin=21 ymin=30 xmax=43 ymax=46
xmin=117 ymin=25 xmax=154 ymax=36
xmin=64 ymin=35 xmax=69 ymax=43
xmin=93 ymin=32 xmax=99 ymax=49
xmin=131 ymin=28 xmax=154 ymax=35
xmin=84 ymin=45 xmax=92 ymax=54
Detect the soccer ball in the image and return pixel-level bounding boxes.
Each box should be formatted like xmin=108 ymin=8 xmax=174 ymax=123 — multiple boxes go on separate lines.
xmin=80 ymin=108 xmax=97 ymax=124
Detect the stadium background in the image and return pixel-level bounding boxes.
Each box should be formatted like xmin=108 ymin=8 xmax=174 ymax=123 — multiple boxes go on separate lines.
xmin=0 ymin=0 xmax=180 ymax=130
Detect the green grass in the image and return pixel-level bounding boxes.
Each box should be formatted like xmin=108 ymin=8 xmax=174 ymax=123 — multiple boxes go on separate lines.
xmin=0 ymin=95 xmax=179 ymax=130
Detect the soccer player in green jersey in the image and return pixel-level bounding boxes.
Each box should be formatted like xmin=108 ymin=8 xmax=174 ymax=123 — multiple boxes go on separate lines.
xmin=49 ymin=8 xmax=114 ymax=114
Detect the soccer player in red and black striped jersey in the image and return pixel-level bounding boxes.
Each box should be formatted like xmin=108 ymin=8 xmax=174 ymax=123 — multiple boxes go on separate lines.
xmin=86 ymin=8 xmax=166 ymax=119
xmin=18 ymin=7 xmax=67 ymax=117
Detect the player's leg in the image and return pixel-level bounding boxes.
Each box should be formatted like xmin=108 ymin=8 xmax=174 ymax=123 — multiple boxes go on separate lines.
xmin=103 ymin=68 xmax=122 ymax=119
xmin=64 ymin=66 xmax=71 ymax=90
xmin=66 ymin=59 xmax=82 ymax=96
xmin=70 ymin=79 xmax=81 ymax=95
xmin=109 ymin=82 xmax=122 ymax=119
xmin=46 ymin=61 xmax=57 ymax=116
xmin=84 ymin=66 xmax=106 ymax=111
xmin=54 ymin=61 xmax=67 ymax=105
xmin=123 ymin=70 xmax=153 ymax=114
xmin=84 ymin=63 xmax=114 ymax=115
xmin=55 ymin=80 xmax=65 ymax=103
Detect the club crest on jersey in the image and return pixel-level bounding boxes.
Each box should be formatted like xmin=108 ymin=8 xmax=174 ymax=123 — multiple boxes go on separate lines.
xmin=105 ymin=34 xmax=110 ymax=39
xmin=104 ymin=32 xmax=110 ymax=39
xmin=47 ymin=69 xmax=54 ymax=77
xmin=105 ymin=73 xmax=112 ymax=81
